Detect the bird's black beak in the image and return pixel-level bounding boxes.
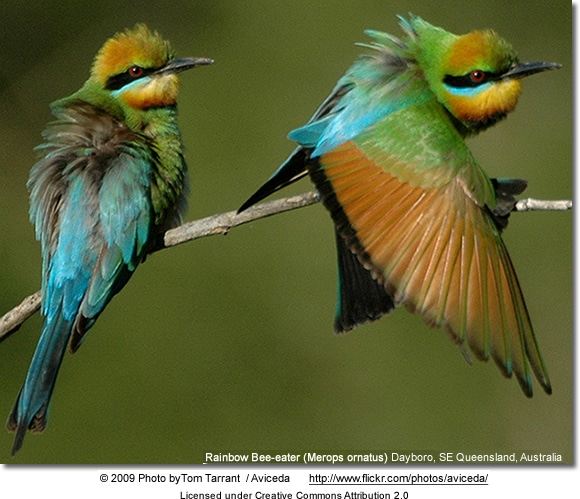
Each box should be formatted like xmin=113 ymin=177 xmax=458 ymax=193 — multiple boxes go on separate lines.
xmin=502 ymin=61 xmax=561 ymax=80
xmin=157 ymin=57 xmax=214 ymax=75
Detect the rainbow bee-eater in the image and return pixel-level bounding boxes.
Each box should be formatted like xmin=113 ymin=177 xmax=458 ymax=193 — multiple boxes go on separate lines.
xmin=7 ymin=24 xmax=212 ymax=455
xmin=239 ymin=15 xmax=560 ymax=397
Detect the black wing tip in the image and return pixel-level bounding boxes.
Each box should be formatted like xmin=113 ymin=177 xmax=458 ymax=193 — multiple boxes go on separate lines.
xmin=237 ymin=171 xmax=308 ymax=214
xmin=521 ymin=383 xmax=534 ymax=399
xmin=528 ymin=377 xmax=552 ymax=397
xmin=536 ymin=375 xmax=552 ymax=396
xmin=333 ymin=230 xmax=395 ymax=334
xmin=238 ymin=186 xmax=272 ymax=214
xmin=508 ymin=369 xmax=552 ymax=398
xmin=491 ymin=355 xmax=552 ymax=398
xmin=334 ymin=306 xmax=393 ymax=334
xmin=238 ymin=148 xmax=309 ymax=214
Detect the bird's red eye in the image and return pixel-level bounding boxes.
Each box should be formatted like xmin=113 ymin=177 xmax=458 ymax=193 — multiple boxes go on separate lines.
xmin=470 ymin=70 xmax=486 ymax=83
xmin=128 ymin=66 xmax=144 ymax=78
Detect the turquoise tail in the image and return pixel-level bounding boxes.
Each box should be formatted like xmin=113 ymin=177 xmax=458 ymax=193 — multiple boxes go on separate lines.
xmin=7 ymin=308 xmax=73 ymax=455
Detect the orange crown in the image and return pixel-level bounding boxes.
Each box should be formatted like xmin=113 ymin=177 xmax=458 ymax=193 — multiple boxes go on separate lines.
xmin=91 ymin=24 xmax=173 ymax=85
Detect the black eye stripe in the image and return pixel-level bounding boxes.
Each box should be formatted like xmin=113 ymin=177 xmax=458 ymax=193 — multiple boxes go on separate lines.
xmin=443 ymin=71 xmax=498 ymax=88
xmin=105 ymin=66 xmax=157 ymax=91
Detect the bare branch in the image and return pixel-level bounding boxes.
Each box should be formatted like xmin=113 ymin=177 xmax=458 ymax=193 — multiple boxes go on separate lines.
xmin=514 ymin=197 xmax=573 ymax=212
xmin=0 ymin=191 xmax=570 ymax=342
xmin=0 ymin=292 xmax=41 ymax=342
xmin=159 ymin=190 xmax=319 ymax=250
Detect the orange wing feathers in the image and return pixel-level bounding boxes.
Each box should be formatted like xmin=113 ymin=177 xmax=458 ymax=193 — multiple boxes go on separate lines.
xmin=316 ymin=140 xmax=550 ymax=396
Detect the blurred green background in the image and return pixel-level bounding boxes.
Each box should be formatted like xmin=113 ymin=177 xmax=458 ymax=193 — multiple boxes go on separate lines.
xmin=0 ymin=0 xmax=571 ymax=464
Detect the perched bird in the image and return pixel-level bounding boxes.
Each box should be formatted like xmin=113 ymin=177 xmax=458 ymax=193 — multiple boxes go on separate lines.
xmin=7 ymin=24 xmax=212 ymax=455
xmin=239 ymin=15 xmax=560 ymax=397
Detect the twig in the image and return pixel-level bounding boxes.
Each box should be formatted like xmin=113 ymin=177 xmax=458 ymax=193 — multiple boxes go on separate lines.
xmin=160 ymin=190 xmax=319 ymax=249
xmin=0 ymin=292 xmax=41 ymax=342
xmin=0 ymin=192 xmax=570 ymax=341
xmin=514 ymin=198 xmax=573 ymax=212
